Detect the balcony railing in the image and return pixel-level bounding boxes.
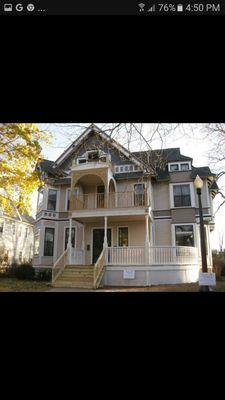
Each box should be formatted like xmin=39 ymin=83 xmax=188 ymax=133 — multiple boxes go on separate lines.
xmin=70 ymin=189 xmax=148 ymax=210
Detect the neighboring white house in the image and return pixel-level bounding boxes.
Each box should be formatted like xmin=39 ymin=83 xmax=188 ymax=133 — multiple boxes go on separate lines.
xmin=0 ymin=212 xmax=35 ymax=266
xmin=33 ymin=124 xmax=218 ymax=288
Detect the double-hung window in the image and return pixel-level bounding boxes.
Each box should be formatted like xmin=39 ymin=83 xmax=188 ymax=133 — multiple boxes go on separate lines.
xmin=47 ymin=189 xmax=57 ymax=211
xmin=44 ymin=228 xmax=55 ymax=256
xmin=173 ymin=184 xmax=191 ymax=207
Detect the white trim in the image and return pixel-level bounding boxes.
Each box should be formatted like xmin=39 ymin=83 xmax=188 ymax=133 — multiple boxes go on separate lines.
xmin=91 ymin=226 xmax=113 ymax=264
xmin=171 ymin=223 xmax=197 ymax=247
xmin=168 ymin=161 xmax=192 ymax=172
xmin=169 ymin=182 xmax=195 ymax=208
xmin=46 ymin=186 xmax=60 ymax=212
xmin=43 ymin=225 xmax=56 ymax=257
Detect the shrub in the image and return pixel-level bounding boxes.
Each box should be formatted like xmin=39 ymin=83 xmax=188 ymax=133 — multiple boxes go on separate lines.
xmin=35 ymin=269 xmax=52 ymax=282
xmin=0 ymin=263 xmax=35 ymax=280
xmin=212 ymin=253 xmax=225 ymax=280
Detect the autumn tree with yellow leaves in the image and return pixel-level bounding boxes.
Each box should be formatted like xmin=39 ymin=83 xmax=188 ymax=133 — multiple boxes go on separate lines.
xmin=0 ymin=123 xmax=50 ymax=216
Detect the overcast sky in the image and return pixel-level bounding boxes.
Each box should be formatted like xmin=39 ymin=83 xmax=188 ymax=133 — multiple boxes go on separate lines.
xmin=32 ymin=123 xmax=225 ymax=250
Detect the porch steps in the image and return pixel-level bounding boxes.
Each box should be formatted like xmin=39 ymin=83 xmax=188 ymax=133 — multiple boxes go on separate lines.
xmin=53 ymin=265 xmax=95 ymax=289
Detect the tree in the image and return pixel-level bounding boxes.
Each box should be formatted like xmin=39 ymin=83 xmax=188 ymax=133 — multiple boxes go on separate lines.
xmin=0 ymin=123 xmax=50 ymax=216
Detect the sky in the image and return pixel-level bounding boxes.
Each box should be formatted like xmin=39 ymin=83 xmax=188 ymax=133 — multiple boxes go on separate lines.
xmin=32 ymin=123 xmax=225 ymax=250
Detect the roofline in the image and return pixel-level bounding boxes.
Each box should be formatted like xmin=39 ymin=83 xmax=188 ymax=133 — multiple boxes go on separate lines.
xmin=54 ymin=124 xmax=145 ymax=169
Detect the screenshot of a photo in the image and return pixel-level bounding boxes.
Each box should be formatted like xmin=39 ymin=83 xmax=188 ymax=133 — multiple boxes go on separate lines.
xmin=0 ymin=123 xmax=224 ymax=292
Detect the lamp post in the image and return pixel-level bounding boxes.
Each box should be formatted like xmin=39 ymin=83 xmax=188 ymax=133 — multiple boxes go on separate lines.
xmin=194 ymin=175 xmax=209 ymax=292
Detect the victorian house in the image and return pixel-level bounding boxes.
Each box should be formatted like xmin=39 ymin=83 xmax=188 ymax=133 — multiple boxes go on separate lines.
xmin=33 ymin=124 xmax=218 ymax=288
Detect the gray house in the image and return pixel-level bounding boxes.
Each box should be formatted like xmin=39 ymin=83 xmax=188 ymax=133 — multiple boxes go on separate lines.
xmin=33 ymin=124 xmax=218 ymax=288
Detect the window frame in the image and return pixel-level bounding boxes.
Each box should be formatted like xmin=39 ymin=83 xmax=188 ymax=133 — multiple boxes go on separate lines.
xmin=34 ymin=229 xmax=40 ymax=256
xmin=172 ymin=223 xmax=196 ymax=247
xmin=47 ymin=188 xmax=58 ymax=212
xmin=43 ymin=227 xmax=55 ymax=257
xmin=118 ymin=226 xmax=129 ymax=247
xmin=168 ymin=161 xmax=192 ymax=172
xmin=170 ymin=182 xmax=195 ymax=208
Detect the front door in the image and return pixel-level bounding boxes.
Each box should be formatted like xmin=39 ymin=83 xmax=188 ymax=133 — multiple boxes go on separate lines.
xmin=92 ymin=228 xmax=111 ymax=264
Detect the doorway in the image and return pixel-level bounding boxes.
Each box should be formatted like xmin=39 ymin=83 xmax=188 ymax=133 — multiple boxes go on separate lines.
xmin=92 ymin=228 xmax=112 ymax=264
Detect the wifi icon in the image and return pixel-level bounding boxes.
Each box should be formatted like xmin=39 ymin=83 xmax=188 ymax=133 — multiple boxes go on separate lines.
xmin=138 ymin=3 xmax=145 ymax=12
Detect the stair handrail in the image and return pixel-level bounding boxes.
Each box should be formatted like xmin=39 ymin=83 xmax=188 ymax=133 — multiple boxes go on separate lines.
xmin=52 ymin=245 xmax=70 ymax=283
xmin=93 ymin=247 xmax=106 ymax=289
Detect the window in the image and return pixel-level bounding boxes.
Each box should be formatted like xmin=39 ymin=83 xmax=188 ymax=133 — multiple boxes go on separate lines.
xmin=47 ymin=189 xmax=57 ymax=211
xmin=25 ymin=227 xmax=28 ymax=238
xmin=181 ymin=163 xmax=190 ymax=171
xmin=169 ymin=162 xmax=191 ymax=172
xmin=134 ymin=183 xmax=145 ymax=206
xmin=67 ymin=189 xmax=71 ymax=211
xmin=0 ymin=222 xmax=3 ymax=236
xmin=118 ymin=227 xmax=129 ymax=247
xmin=175 ymin=225 xmax=194 ymax=247
xmin=44 ymin=228 xmax=55 ymax=256
xmin=173 ymin=184 xmax=191 ymax=207
xmin=170 ymin=164 xmax=179 ymax=171
xmin=19 ymin=251 xmax=23 ymax=263
xmin=65 ymin=228 xmax=76 ymax=250
xmin=37 ymin=189 xmax=44 ymax=212
xmin=34 ymin=230 xmax=40 ymax=256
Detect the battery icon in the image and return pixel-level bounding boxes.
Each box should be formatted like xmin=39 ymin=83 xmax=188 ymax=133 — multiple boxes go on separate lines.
xmin=177 ymin=4 xmax=183 ymax=12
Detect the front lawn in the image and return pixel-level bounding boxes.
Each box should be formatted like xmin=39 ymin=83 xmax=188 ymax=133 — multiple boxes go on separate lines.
xmin=0 ymin=278 xmax=50 ymax=292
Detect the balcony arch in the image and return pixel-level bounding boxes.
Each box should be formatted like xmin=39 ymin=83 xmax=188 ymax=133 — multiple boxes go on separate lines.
xmin=71 ymin=173 xmax=107 ymax=210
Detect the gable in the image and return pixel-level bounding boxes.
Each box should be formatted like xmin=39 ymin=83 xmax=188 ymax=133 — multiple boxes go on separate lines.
xmin=56 ymin=127 xmax=143 ymax=172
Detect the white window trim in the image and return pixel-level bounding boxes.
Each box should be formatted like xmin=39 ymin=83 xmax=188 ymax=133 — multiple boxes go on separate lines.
xmin=46 ymin=187 xmax=60 ymax=212
xmin=169 ymin=182 xmax=196 ymax=208
xmin=34 ymin=228 xmax=40 ymax=256
xmin=114 ymin=164 xmax=142 ymax=174
xmin=43 ymin=226 xmax=55 ymax=257
xmin=171 ymin=223 xmax=197 ymax=247
xmin=168 ymin=161 xmax=192 ymax=172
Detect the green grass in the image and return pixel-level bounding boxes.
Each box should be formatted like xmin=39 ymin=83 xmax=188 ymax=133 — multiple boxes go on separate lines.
xmin=0 ymin=278 xmax=51 ymax=292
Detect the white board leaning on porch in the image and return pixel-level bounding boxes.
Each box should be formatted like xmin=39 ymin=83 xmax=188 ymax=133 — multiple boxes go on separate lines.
xmin=123 ymin=269 xmax=135 ymax=279
xmin=199 ymin=272 xmax=216 ymax=286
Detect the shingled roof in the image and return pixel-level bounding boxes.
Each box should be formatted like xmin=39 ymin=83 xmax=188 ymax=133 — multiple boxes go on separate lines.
xmin=38 ymin=159 xmax=67 ymax=178
xmin=132 ymin=148 xmax=192 ymax=164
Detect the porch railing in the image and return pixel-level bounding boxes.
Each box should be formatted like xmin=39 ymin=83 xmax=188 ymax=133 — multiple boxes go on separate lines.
xmin=93 ymin=247 xmax=106 ymax=288
xmin=107 ymin=246 xmax=198 ymax=266
xmin=107 ymin=246 xmax=145 ymax=265
xmin=52 ymin=246 xmax=70 ymax=283
xmin=70 ymin=189 xmax=148 ymax=210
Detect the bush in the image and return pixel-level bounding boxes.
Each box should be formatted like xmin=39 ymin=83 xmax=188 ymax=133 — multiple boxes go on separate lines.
xmin=1 ymin=263 xmax=35 ymax=280
xmin=212 ymin=253 xmax=225 ymax=280
xmin=35 ymin=269 xmax=52 ymax=282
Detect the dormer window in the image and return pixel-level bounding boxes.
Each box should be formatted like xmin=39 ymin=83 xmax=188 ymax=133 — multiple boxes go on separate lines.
xmin=170 ymin=164 xmax=179 ymax=172
xmin=168 ymin=161 xmax=191 ymax=172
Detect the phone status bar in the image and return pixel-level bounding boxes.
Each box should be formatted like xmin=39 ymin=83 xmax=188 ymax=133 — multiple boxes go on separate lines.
xmin=0 ymin=1 xmax=224 ymax=15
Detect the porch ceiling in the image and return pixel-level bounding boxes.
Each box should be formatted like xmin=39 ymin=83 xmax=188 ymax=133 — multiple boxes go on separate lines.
xmin=73 ymin=214 xmax=147 ymax=224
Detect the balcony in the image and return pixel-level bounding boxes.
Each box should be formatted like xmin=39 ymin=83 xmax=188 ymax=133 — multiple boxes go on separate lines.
xmin=70 ymin=189 xmax=149 ymax=211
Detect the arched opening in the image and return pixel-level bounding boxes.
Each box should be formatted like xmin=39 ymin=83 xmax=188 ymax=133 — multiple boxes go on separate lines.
xmin=108 ymin=178 xmax=117 ymax=208
xmin=73 ymin=174 xmax=106 ymax=209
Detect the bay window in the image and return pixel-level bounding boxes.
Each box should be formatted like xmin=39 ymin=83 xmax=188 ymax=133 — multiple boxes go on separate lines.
xmin=47 ymin=189 xmax=57 ymax=211
xmin=44 ymin=228 xmax=55 ymax=256
xmin=175 ymin=225 xmax=194 ymax=247
xmin=173 ymin=184 xmax=191 ymax=207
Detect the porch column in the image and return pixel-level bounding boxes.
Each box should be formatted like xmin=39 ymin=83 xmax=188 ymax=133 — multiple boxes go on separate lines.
xmin=103 ymin=216 xmax=108 ymax=263
xmin=82 ymin=224 xmax=85 ymax=265
xmin=67 ymin=217 xmax=72 ymax=264
xmin=145 ymin=215 xmax=150 ymax=264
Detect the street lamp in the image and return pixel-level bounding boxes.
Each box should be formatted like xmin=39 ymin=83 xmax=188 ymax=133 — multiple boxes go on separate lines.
xmin=194 ymin=175 xmax=209 ymax=292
